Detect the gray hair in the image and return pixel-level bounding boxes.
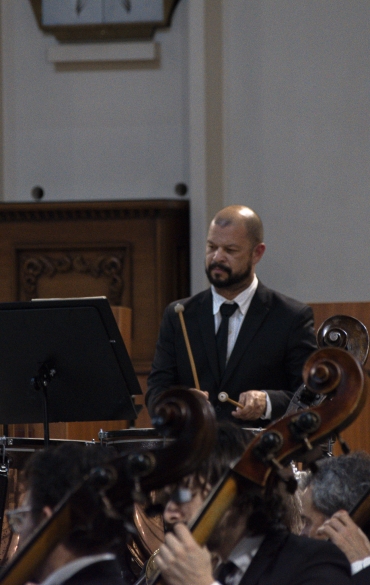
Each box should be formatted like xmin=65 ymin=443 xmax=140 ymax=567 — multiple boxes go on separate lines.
xmin=301 ymin=451 xmax=370 ymax=517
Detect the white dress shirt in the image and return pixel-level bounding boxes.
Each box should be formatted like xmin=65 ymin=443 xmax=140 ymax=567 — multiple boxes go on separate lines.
xmin=39 ymin=553 xmax=116 ymax=585
xmin=213 ymin=535 xmax=265 ymax=585
xmin=211 ymin=276 xmax=272 ymax=419
xmin=351 ymin=555 xmax=370 ymax=575
xmin=212 ymin=276 xmax=258 ymax=362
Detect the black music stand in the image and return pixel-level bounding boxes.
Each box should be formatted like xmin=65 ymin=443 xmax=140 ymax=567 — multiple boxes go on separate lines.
xmin=0 ymin=297 xmax=142 ymax=446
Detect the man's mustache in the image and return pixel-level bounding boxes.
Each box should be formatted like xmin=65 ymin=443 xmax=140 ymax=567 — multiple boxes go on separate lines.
xmin=208 ymin=262 xmax=232 ymax=275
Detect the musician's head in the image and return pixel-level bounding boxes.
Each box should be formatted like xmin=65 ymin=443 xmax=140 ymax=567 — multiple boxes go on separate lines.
xmin=299 ymin=451 xmax=370 ymax=538
xmin=163 ymin=421 xmax=296 ymax=561
xmin=163 ymin=421 xmax=252 ymax=530
xmin=204 ymin=472 xmax=292 ymax=561
xmin=11 ymin=442 xmax=121 ymax=581
xmin=163 ymin=473 xmax=211 ymax=527
xmin=205 ymin=205 xmax=265 ymax=297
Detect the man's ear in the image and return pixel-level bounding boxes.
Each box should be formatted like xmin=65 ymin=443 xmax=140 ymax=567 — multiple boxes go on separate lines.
xmin=252 ymin=243 xmax=266 ymax=265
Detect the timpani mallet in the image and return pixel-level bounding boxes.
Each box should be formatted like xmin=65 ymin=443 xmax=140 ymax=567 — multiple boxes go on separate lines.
xmin=218 ymin=391 xmax=244 ymax=410
xmin=174 ymin=303 xmax=200 ymax=390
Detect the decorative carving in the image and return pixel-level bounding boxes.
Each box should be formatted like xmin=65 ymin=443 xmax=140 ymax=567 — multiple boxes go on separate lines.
xmin=19 ymin=248 xmax=127 ymax=305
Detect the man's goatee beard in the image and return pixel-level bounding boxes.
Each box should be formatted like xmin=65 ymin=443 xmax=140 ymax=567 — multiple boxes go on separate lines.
xmin=205 ymin=262 xmax=252 ymax=288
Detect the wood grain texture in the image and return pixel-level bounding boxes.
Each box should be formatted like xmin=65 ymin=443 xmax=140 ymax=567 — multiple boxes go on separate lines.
xmin=0 ymin=200 xmax=189 ymax=440
xmin=310 ymin=302 xmax=370 ymax=454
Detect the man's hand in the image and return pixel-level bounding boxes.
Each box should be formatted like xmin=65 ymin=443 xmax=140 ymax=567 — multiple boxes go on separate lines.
xmin=189 ymin=388 xmax=210 ymax=400
xmin=316 ymin=510 xmax=370 ymax=563
xmin=232 ymin=390 xmax=266 ymax=420
xmin=155 ymin=523 xmax=214 ymax=585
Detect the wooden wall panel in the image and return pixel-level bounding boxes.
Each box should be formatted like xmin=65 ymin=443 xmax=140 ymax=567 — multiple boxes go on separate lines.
xmin=0 ymin=200 xmax=189 ymax=440
xmin=309 ymin=302 xmax=370 ymax=454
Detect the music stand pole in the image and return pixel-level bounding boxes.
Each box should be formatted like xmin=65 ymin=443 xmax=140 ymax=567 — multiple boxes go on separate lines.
xmin=31 ymin=363 xmax=56 ymax=448
xmin=0 ymin=297 xmax=142 ymax=430
xmin=41 ymin=389 xmax=50 ymax=448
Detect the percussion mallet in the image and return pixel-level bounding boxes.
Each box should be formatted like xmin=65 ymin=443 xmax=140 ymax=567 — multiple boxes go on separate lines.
xmin=174 ymin=303 xmax=200 ymax=390
xmin=218 ymin=391 xmax=244 ymax=410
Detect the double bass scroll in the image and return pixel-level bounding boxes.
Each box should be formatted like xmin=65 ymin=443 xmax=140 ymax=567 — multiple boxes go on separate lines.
xmin=237 ymin=347 xmax=367 ymax=485
xmin=148 ymin=346 xmax=369 ymax=570
xmin=0 ymin=388 xmax=217 ymax=585
xmin=317 ymin=315 xmax=369 ymax=365
xmin=287 ymin=314 xmax=369 ymax=414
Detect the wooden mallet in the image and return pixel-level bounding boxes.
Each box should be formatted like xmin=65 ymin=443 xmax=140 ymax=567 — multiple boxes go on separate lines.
xmin=218 ymin=391 xmax=244 ymax=409
xmin=174 ymin=303 xmax=200 ymax=390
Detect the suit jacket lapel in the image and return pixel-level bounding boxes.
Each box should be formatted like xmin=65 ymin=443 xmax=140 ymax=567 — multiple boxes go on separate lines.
xmin=239 ymin=531 xmax=289 ymax=585
xmin=221 ymin=283 xmax=270 ymax=388
xmin=197 ymin=289 xmax=221 ymax=383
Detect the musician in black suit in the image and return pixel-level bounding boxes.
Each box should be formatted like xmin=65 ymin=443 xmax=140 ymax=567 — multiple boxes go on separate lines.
xmin=318 ymin=512 xmax=370 ymax=585
xmin=155 ymin=479 xmax=351 ymax=585
xmin=146 ymin=205 xmax=316 ymax=426
xmin=299 ymin=452 xmax=370 ymax=583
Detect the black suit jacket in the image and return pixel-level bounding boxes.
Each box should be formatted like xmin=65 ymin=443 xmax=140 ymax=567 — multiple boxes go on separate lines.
xmin=352 ymin=564 xmax=370 ymax=584
xmin=146 ymin=282 xmax=316 ymax=425
xmin=239 ymin=531 xmax=351 ymax=585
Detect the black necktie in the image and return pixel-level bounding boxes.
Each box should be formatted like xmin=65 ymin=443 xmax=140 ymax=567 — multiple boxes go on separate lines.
xmin=217 ymin=560 xmax=237 ymax=585
xmin=216 ymin=302 xmax=238 ymax=375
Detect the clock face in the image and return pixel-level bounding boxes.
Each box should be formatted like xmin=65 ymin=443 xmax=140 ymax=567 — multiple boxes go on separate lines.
xmin=42 ymin=0 xmax=165 ymax=26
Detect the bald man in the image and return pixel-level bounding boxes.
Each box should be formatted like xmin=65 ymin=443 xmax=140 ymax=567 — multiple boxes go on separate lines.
xmin=146 ymin=205 xmax=316 ymax=427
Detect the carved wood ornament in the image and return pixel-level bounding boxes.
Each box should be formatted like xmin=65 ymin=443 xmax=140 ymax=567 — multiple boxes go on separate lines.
xmin=18 ymin=247 xmax=128 ymax=305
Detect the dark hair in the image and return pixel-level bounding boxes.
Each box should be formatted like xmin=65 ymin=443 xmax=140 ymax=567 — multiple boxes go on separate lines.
xmin=232 ymin=476 xmax=287 ymax=536
xmin=22 ymin=442 xmax=125 ymax=555
xmin=190 ymin=421 xmax=254 ymax=493
xmin=168 ymin=422 xmax=288 ymax=537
